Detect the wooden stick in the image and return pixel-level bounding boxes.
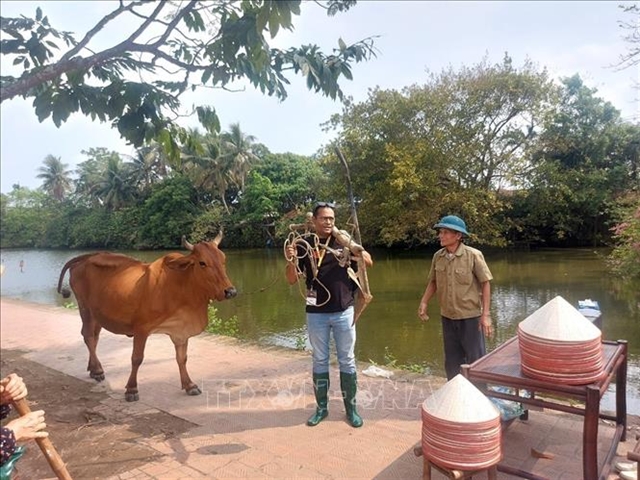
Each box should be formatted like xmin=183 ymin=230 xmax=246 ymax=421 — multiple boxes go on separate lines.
xmin=12 ymin=397 xmax=73 ymax=480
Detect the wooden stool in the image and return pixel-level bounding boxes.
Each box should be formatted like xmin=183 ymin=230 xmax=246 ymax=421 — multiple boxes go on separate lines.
xmin=413 ymin=445 xmax=497 ymax=480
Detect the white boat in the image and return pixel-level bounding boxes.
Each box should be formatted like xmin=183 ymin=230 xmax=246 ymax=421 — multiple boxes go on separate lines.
xmin=577 ymin=299 xmax=602 ymax=330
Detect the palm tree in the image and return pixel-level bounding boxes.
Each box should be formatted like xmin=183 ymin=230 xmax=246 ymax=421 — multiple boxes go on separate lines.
xmin=181 ymin=130 xmax=235 ymax=213
xmin=36 ymin=154 xmax=72 ymax=201
xmin=128 ymin=142 xmax=169 ymax=191
xmin=75 ymin=149 xmax=119 ymax=206
xmin=93 ymin=156 xmax=137 ymax=210
xmin=220 ymin=123 xmax=260 ymax=192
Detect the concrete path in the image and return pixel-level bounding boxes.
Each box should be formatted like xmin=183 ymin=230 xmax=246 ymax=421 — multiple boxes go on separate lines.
xmin=0 ymin=299 xmax=636 ymax=479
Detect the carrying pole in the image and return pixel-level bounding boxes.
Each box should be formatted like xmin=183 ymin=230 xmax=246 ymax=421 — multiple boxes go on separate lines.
xmin=12 ymin=398 xmax=73 ymax=480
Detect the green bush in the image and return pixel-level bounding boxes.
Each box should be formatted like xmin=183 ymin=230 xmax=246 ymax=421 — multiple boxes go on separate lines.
xmin=607 ymin=192 xmax=640 ymax=280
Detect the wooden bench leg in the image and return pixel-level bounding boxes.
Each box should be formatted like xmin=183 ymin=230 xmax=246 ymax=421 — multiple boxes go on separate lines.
xmin=424 ymin=458 xmax=498 ymax=480
xmin=424 ymin=455 xmax=431 ymax=480
xmin=488 ymin=465 xmax=497 ymax=480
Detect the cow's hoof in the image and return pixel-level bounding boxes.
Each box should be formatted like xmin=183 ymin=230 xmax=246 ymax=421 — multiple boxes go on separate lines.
xmin=90 ymin=372 xmax=105 ymax=382
xmin=186 ymin=386 xmax=202 ymax=396
xmin=125 ymin=392 xmax=139 ymax=402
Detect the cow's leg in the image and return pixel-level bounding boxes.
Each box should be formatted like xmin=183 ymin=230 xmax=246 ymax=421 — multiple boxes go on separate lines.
xmin=172 ymin=338 xmax=201 ymax=396
xmin=79 ymin=307 xmax=105 ymax=381
xmin=124 ymin=334 xmax=148 ymax=402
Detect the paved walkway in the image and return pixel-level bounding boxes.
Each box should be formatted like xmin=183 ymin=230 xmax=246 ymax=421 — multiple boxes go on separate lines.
xmin=0 ymin=299 xmax=636 ymax=479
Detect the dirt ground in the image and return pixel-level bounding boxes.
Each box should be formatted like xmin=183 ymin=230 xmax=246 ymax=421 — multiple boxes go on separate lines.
xmin=2 ymin=348 xmax=640 ymax=480
xmin=1 ymin=349 xmax=197 ymax=480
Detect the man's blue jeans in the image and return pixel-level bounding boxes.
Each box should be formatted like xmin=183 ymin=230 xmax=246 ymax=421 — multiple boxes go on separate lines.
xmin=307 ymin=306 xmax=356 ymax=374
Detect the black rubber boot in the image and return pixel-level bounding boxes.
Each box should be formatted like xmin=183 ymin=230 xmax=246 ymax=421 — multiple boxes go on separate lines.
xmin=340 ymin=371 xmax=363 ymax=428
xmin=307 ymin=372 xmax=329 ymax=426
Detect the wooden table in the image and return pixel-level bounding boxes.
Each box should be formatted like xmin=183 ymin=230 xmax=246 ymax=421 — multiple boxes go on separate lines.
xmin=461 ymin=337 xmax=627 ymax=480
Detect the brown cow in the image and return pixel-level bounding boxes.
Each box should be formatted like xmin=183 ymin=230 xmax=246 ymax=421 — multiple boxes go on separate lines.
xmin=57 ymin=232 xmax=237 ymax=401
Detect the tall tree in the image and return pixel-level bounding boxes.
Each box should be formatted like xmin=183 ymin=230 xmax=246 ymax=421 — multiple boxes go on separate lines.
xmin=75 ymin=148 xmax=121 ymax=206
xmin=128 ymin=142 xmax=169 ymax=192
xmin=93 ymin=156 xmax=137 ymax=210
xmin=179 ymin=129 xmax=234 ymax=213
xmin=221 ymin=122 xmax=260 ymax=192
xmin=322 ymin=55 xmax=554 ymax=246
xmin=36 ymin=154 xmax=72 ymax=201
xmin=519 ymin=75 xmax=634 ymax=246
xmin=1 ymin=1 xmax=376 ymax=155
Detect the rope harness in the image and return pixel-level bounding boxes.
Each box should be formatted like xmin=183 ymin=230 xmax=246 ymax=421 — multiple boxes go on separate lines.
xmin=284 ymin=216 xmax=368 ymax=313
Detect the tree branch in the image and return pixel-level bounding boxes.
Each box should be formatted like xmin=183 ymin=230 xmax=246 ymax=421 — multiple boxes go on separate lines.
xmin=1 ymin=1 xmax=196 ymax=103
xmin=149 ymin=0 xmax=197 ymax=50
xmin=121 ymin=1 xmax=167 ymax=45
xmin=59 ymin=1 xmax=145 ymax=62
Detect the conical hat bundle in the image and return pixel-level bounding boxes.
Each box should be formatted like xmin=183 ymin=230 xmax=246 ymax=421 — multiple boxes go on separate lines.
xmin=518 ymin=295 xmax=601 ymax=341
xmin=421 ymin=375 xmax=502 ymax=470
xmin=517 ymin=296 xmax=604 ymax=385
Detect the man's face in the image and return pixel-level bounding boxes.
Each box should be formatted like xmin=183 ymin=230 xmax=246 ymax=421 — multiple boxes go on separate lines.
xmin=313 ymin=207 xmax=335 ymax=237
xmin=438 ymin=228 xmax=462 ymax=248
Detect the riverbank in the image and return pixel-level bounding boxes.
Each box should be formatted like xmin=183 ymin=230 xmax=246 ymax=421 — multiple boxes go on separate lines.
xmin=1 ymin=298 xmax=637 ymax=479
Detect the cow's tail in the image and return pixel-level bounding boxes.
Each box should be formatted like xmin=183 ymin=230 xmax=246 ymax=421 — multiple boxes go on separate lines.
xmin=57 ymin=254 xmax=96 ymax=298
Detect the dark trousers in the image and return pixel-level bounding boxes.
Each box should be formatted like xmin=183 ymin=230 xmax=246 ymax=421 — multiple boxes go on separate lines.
xmin=441 ymin=316 xmax=486 ymax=380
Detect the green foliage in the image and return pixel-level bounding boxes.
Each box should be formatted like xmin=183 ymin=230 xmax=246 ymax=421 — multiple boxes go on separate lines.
xmin=516 ymin=75 xmax=636 ymax=246
xmin=205 ymin=304 xmax=240 ymax=338
xmin=607 ymin=191 xmax=640 ymax=279
xmin=67 ymin=208 xmax=115 ymax=248
xmin=293 ymin=333 xmax=306 ymax=351
xmin=190 ymin=206 xmax=226 ymax=243
xmin=322 ymin=55 xmax=552 ymax=247
xmin=238 ymin=171 xmax=279 ymax=222
xmin=0 ymin=186 xmax=50 ymax=248
xmin=256 ymin=151 xmax=325 ymax=212
xmin=1 ymin=1 xmax=376 ymax=156
xmin=41 ymin=202 xmax=73 ymax=248
xmin=36 ymin=154 xmax=72 ymax=201
xmin=138 ymin=176 xmax=201 ymax=249
xmin=368 ymin=347 xmax=428 ymax=374
xmin=1 ymin=51 xmax=637 ymax=253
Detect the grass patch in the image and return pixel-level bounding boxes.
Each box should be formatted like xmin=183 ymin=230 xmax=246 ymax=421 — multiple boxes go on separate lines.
xmin=368 ymin=346 xmax=431 ymax=374
xmin=205 ymin=304 xmax=240 ymax=337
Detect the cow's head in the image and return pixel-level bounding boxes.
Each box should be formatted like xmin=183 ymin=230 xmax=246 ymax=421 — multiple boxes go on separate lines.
xmin=164 ymin=231 xmax=237 ymax=301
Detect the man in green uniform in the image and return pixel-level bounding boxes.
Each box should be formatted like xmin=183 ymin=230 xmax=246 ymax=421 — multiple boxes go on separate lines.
xmin=418 ymin=215 xmax=493 ymax=380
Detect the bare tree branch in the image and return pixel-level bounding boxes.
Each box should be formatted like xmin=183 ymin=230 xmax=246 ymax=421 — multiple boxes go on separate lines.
xmin=59 ymin=1 xmax=146 ymax=62
xmin=149 ymin=0 xmax=197 ymax=49
xmin=122 ymin=1 xmax=167 ymax=45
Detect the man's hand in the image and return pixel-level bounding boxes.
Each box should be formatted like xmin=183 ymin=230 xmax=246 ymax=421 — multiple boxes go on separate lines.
xmin=480 ymin=313 xmax=493 ymax=337
xmin=418 ymin=304 xmax=429 ymax=322
xmin=285 ymin=245 xmax=297 ymax=263
xmin=359 ymin=250 xmax=373 ymax=267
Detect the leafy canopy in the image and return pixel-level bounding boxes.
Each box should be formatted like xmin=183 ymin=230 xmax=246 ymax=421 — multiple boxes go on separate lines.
xmin=1 ymin=1 xmax=376 ymax=157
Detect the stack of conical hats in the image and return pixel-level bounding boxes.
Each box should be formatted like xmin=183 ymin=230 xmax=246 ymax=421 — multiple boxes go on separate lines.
xmin=421 ymin=374 xmax=502 ymax=470
xmin=518 ymin=295 xmax=604 ymax=385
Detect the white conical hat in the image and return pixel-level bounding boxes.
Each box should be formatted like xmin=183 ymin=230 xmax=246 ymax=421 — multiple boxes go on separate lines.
xmin=422 ymin=374 xmax=500 ymax=423
xmin=518 ymin=295 xmax=601 ymax=342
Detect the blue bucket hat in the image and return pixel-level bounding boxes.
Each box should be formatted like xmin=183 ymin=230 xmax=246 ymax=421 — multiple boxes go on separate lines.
xmin=433 ymin=215 xmax=469 ymax=236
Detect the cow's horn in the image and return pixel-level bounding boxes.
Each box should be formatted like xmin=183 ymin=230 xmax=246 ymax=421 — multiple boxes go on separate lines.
xmin=212 ymin=228 xmax=224 ymax=246
xmin=181 ymin=235 xmax=195 ymax=251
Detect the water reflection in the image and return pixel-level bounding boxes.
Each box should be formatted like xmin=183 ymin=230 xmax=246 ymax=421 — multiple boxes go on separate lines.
xmin=1 ymin=247 xmax=638 ymax=413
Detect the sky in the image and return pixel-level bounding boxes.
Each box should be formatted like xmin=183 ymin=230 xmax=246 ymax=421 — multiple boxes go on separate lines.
xmin=1 ymin=0 xmax=638 ymax=193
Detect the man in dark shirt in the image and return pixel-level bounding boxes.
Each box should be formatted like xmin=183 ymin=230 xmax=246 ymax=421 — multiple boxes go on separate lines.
xmin=286 ymin=203 xmax=373 ymax=427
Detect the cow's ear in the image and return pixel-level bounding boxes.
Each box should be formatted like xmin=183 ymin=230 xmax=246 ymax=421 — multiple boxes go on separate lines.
xmin=165 ymin=256 xmax=193 ymax=271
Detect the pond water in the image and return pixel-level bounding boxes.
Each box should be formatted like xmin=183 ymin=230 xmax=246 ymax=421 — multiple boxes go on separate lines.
xmin=1 ymin=246 xmax=638 ymax=414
